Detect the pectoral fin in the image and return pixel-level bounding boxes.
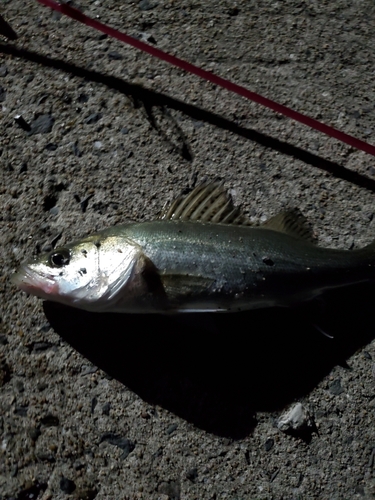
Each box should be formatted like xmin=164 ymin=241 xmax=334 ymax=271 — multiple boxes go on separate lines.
xmin=160 ymin=273 xmax=215 ymax=302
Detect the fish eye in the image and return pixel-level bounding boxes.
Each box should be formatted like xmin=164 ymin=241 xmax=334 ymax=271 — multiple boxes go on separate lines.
xmin=49 ymin=249 xmax=71 ymax=268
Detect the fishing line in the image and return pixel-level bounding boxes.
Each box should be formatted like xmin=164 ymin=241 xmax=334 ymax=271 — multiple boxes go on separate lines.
xmin=35 ymin=0 xmax=375 ymax=157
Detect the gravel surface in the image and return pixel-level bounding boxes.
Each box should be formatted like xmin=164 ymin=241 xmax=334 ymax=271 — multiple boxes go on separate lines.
xmin=1 ymin=1 xmax=375 ymax=499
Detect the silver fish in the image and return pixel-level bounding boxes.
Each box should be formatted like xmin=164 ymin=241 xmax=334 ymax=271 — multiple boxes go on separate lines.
xmin=11 ymin=182 xmax=375 ymax=313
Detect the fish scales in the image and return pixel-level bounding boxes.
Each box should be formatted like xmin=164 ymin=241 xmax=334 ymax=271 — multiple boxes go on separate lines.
xmin=108 ymin=220 xmax=375 ymax=311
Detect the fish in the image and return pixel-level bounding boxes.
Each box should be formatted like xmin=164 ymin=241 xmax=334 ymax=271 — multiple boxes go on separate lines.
xmin=11 ymin=182 xmax=375 ymax=314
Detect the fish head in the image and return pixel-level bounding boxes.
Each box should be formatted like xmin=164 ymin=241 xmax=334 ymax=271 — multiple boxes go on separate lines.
xmin=12 ymin=233 xmax=142 ymax=311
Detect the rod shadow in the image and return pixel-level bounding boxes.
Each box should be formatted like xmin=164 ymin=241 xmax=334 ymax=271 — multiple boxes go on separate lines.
xmin=43 ymin=283 xmax=375 ymax=439
xmin=2 ymin=43 xmax=375 ymax=192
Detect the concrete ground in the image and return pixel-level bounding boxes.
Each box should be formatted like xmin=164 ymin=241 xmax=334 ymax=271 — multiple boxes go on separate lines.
xmin=1 ymin=0 xmax=375 ymax=498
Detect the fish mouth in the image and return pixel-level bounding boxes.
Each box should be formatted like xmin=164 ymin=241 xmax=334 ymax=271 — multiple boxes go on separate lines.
xmin=11 ymin=264 xmax=60 ymax=299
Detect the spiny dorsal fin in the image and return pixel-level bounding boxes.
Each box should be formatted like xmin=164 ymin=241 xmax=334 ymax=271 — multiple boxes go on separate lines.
xmin=262 ymin=209 xmax=316 ymax=243
xmin=159 ymin=182 xmax=251 ymax=225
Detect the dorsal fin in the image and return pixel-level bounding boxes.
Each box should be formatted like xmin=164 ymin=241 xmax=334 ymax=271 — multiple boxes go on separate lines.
xmin=262 ymin=209 xmax=316 ymax=243
xmin=159 ymin=182 xmax=251 ymax=225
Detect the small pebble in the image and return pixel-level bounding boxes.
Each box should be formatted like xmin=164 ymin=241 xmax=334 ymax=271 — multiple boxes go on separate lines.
xmin=18 ymin=163 xmax=27 ymax=174
xmin=139 ymin=0 xmax=157 ymax=10
xmin=264 ymin=438 xmax=274 ymax=452
xmin=277 ymin=403 xmax=313 ymax=432
xmin=139 ymin=32 xmax=157 ymax=44
xmin=81 ymin=365 xmax=98 ymax=375
xmin=28 ymin=114 xmax=55 ymax=135
xmin=100 ymin=433 xmax=135 ymax=459
xmin=329 ymin=378 xmax=344 ymax=396
xmin=192 ymin=121 xmax=204 ymax=129
xmin=14 ymin=482 xmax=47 ymax=499
xmin=60 ymin=477 xmax=76 ymax=494
xmin=102 ymin=402 xmax=111 ymax=415
xmin=166 ymin=423 xmax=178 ymax=435
xmin=77 ymin=93 xmax=89 ymax=103
xmin=40 ymin=414 xmax=60 ymax=427
xmin=14 ymin=380 xmax=24 ymax=392
xmin=186 ymin=467 xmax=198 ymax=481
xmin=28 ymin=427 xmax=41 ymax=441
xmin=39 ymin=323 xmax=51 ymax=333
xmin=14 ymin=406 xmax=28 ymax=417
xmin=85 ymin=112 xmax=102 ymax=124
xmin=108 ymin=51 xmax=123 ymax=60
xmin=91 ymin=397 xmax=98 ymax=414
xmin=158 ymin=481 xmax=180 ymax=498
xmin=262 ymin=256 xmax=274 ymax=266
xmin=49 ymin=206 xmax=59 ymax=216
xmin=72 ymin=141 xmax=82 ymax=157
xmin=73 ymin=460 xmax=85 ymax=471
xmin=32 ymin=342 xmax=53 ymax=353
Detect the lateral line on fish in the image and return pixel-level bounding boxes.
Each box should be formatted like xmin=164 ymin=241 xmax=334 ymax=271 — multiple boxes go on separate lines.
xmin=35 ymin=0 xmax=375 ymax=157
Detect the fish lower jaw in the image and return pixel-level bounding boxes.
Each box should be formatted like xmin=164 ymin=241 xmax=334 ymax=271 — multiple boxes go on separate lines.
xmin=18 ymin=281 xmax=60 ymax=300
xmin=12 ymin=269 xmax=61 ymax=300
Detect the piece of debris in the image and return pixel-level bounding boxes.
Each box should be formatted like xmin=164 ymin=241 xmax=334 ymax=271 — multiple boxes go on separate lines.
xmin=277 ymin=402 xmax=314 ymax=433
xmin=329 ymin=378 xmax=344 ymax=396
